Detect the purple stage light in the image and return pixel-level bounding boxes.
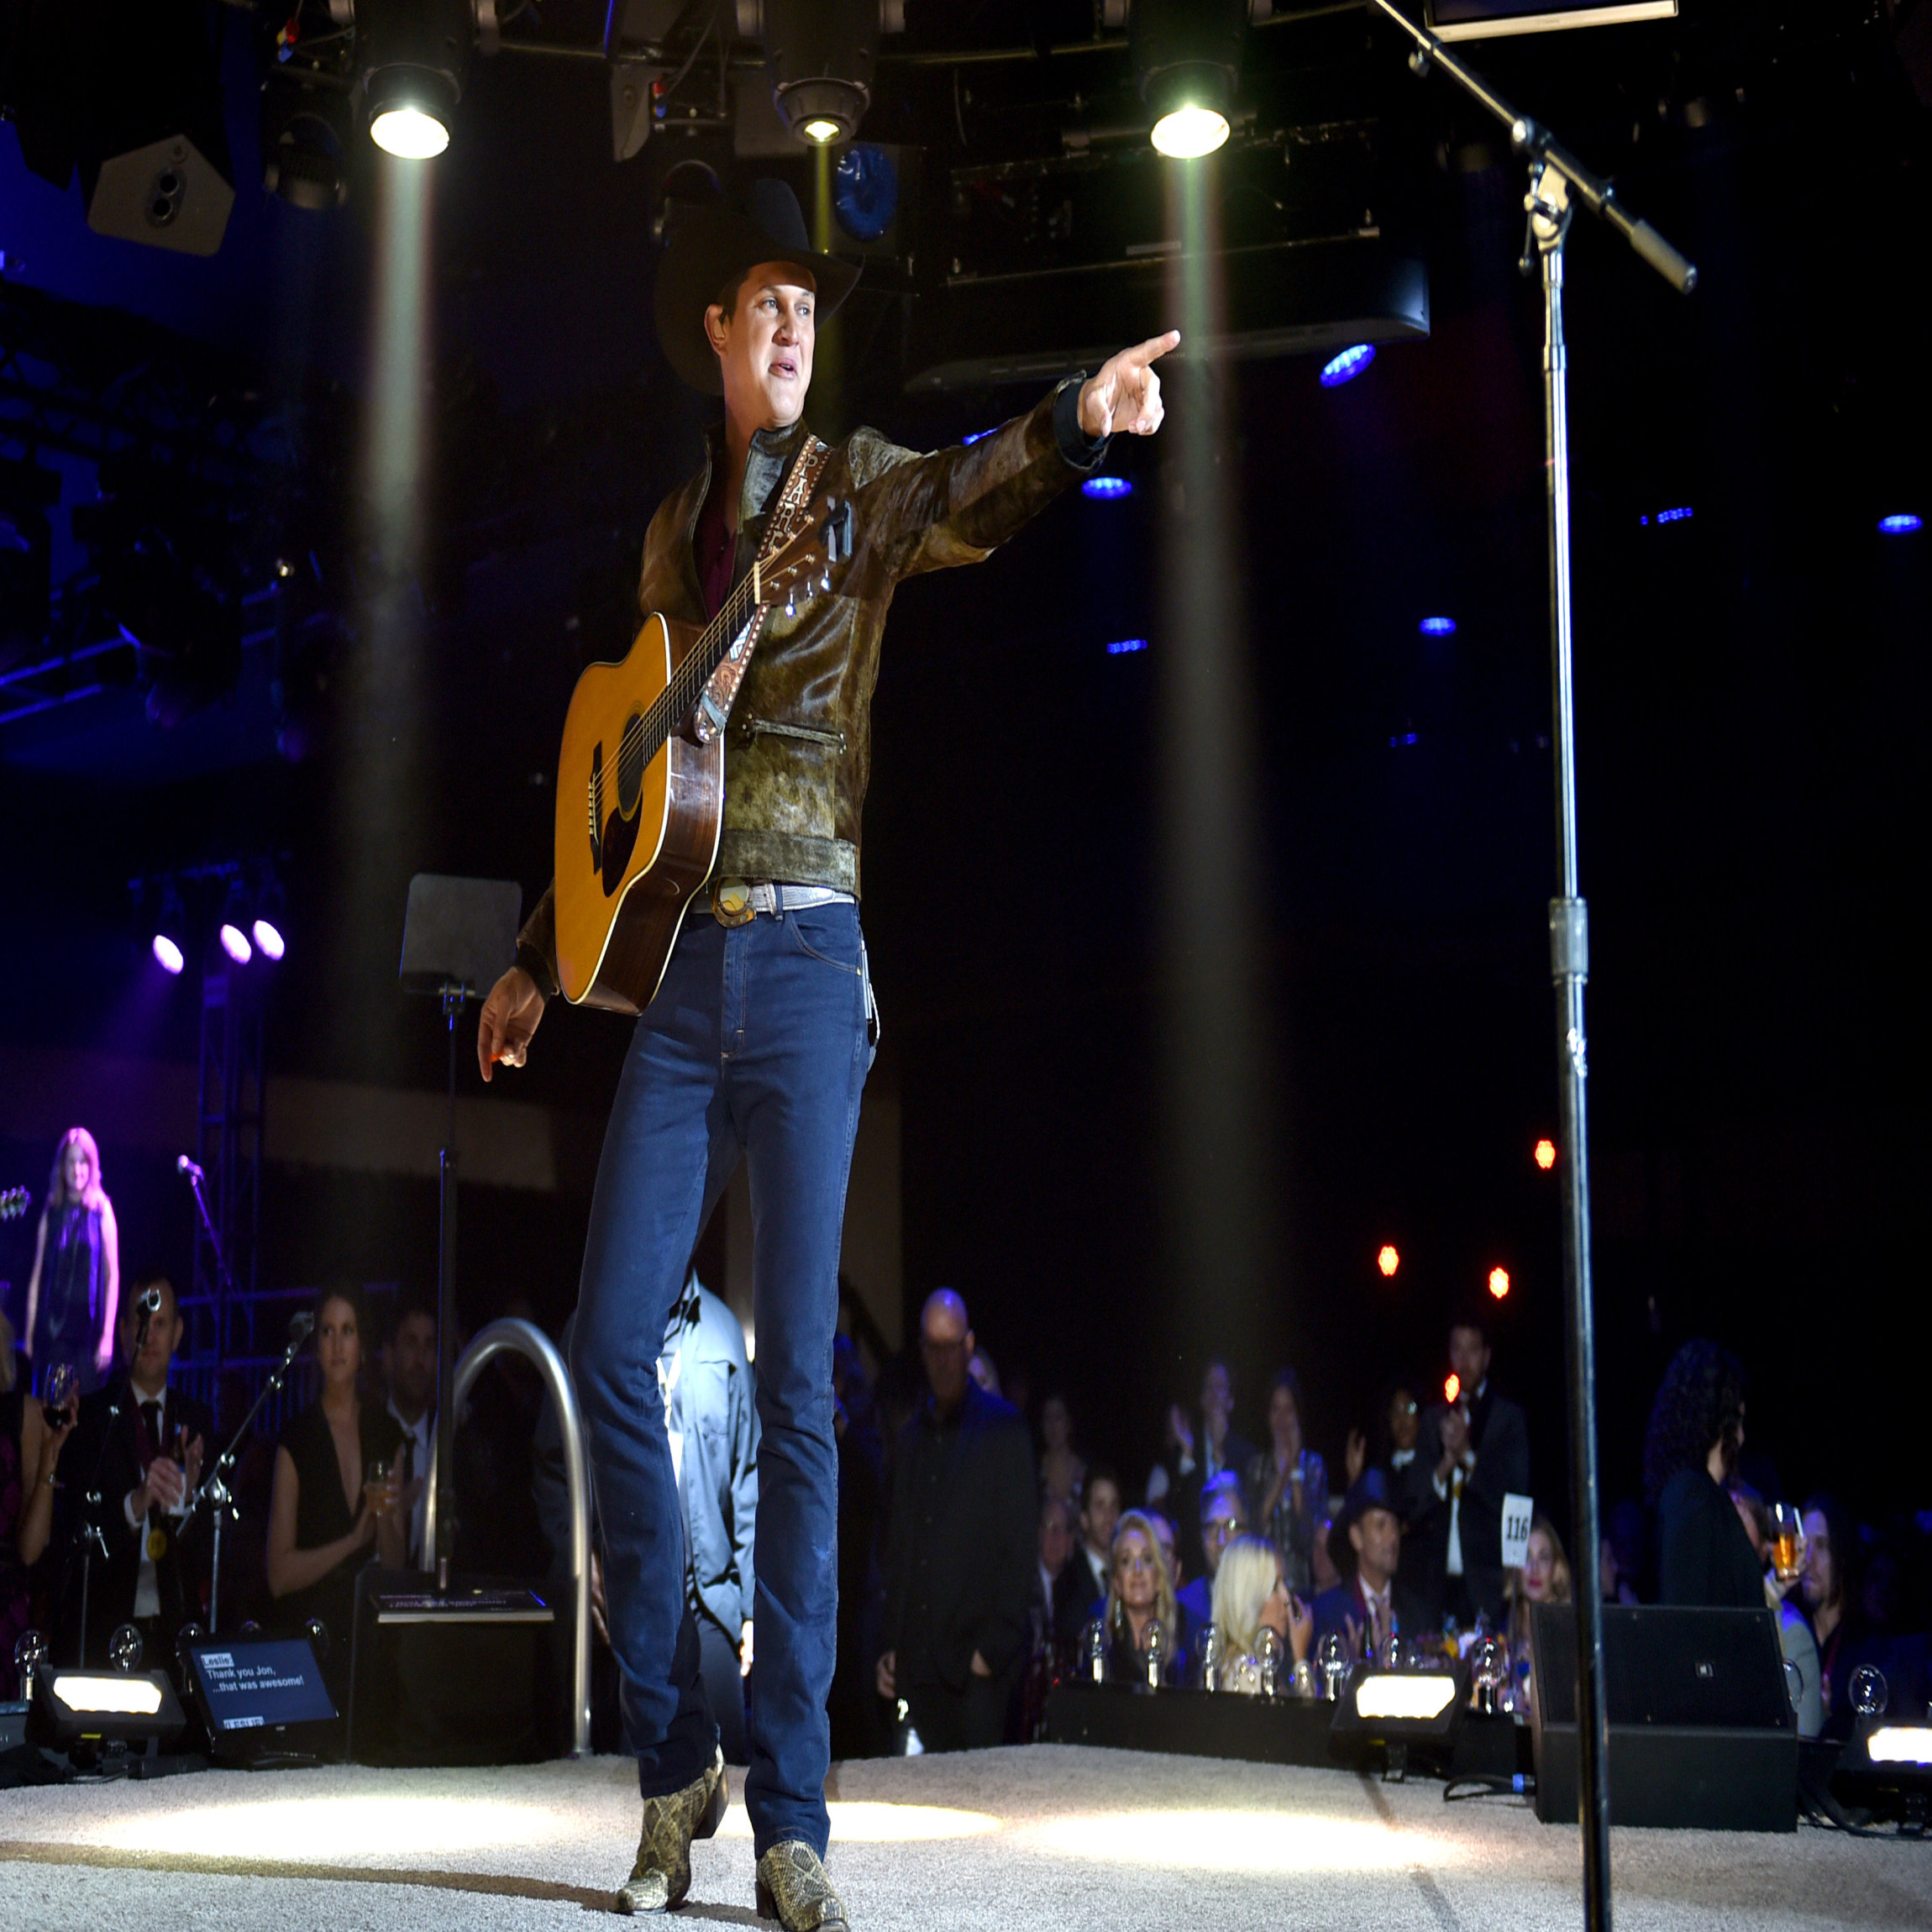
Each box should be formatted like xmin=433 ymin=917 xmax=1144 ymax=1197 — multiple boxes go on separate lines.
xmin=1082 ymin=475 xmax=1133 ymax=500
xmin=1106 ymin=638 xmax=1149 ymax=655
xmin=1320 ymin=344 xmax=1375 ymax=388
xmin=153 ymin=935 xmax=186 ymax=975
xmin=252 ymin=918 xmax=286 ymax=961
xmin=1878 ymin=512 xmax=1922 ymax=534
xmin=219 ymin=923 xmax=253 ymax=964
xmin=1419 ymin=617 xmax=1457 ymax=637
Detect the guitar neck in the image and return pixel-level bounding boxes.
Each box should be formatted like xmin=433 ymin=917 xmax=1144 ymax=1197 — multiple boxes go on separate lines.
xmin=636 ymin=570 xmax=765 ymax=764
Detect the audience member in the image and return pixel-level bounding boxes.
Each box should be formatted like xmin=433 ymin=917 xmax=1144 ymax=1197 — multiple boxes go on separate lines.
xmin=830 ymin=1331 xmax=885 ymax=1762
xmin=1411 ymin=1312 xmax=1530 ymax=1630
xmin=1247 ymin=1368 xmax=1327 ymax=1598
xmin=1800 ymin=1491 xmax=1865 ymax=1730
xmin=1156 ymin=1359 xmax=1257 ymax=1582
xmin=267 ymin=1284 xmax=405 ymax=1693
xmin=5 ymin=1321 xmax=78 ymax=1693
xmin=1104 ymin=1511 xmax=1186 ymax=1683
xmin=381 ymin=1291 xmax=437 ymax=1570
xmin=1344 ymin=1381 xmax=1424 ymax=1513
xmin=1034 ymin=1494 xmax=1074 ymax=1652
xmin=22 ymin=1127 xmax=120 ymax=1398
xmin=1144 ymin=1509 xmax=1180 ymax=1593
xmin=1174 ymin=1471 xmax=1245 ymax=1635
xmin=1645 ymin=1339 xmax=1761 ymax=1610
xmin=1053 ymin=1464 xmax=1122 ymax=1649
xmin=1312 ymin=1468 xmax=1423 ymax=1660
xmin=1728 ymin=1481 xmax=1823 ymax=1738
xmin=1210 ymin=1534 xmax=1311 ymax=1693
xmin=1037 ymin=1393 xmax=1086 ymax=1506
xmin=57 ymin=1274 xmax=213 ymax=1667
xmin=1504 ymin=1515 xmax=1572 ymax=1717
xmin=876 ymin=1290 xmax=1036 ymax=1752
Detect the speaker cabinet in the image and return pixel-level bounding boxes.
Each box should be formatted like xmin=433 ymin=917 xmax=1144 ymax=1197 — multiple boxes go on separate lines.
xmin=1530 ymin=1604 xmax=1797 ymax=1831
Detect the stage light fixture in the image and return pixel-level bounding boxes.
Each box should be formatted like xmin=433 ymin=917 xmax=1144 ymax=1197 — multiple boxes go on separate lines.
xmin=755 ymin=0 xmax=876 ymax=149
xmin=263 ymin=87 xmax=352 ymax=211
xmin=1534 ymin=1137 xmax=1557 ymax=1170
xmin=1878 ymin=512 xmax=1922 ymax=534
xmin=1488 ymin=1266 xmax=1510 ymax=1300
xmin=1106 ymin=638 xmax=1150 ymax=655
xmin=360 ymin=0 xmax=470 ymax=160
xmin=31 ymin=1667 xmax=186 ymax=1751
xmin=1377 ymin=1244 xmax=1400 ymax=1277
xmin=1331 ymin=1657 xmax=1467 ymax=1775
xmin=253 ymin=878 xmax=289 ymax=961
xmin=1419 ymin=616 xmax=1458 ymax=636
xmin=218 ymin=880 xmax=253 ymax=965
xmin=152 ymin=886 xmax=188 ymax=976
xmin=1082 ymin=477 xmax=1134 ymax=501
xmin=1320 ymin=344 xmax=1376 ymax=387
xmin=1133 ymin=0 xmax=1246 ymax=159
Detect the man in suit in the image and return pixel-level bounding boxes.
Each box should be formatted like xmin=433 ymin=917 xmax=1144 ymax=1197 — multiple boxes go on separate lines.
xmin=1410 ymin=1312 xmax=1530 ymax=1630
xmin=1157 ymin=1358 xmax=1258 ymax=1583
xmin=1311 ymin=1468 xmax=1427 ymax=1659
xmin=58 ymin=1273 xmax=213 ymax=1667
xmin=1051 ymin=1464 xmax=1121 ymax=1649
xmin=875 ymin=1290 xmax=1036 ymax=1753
xmin=1174 ymin=1471 xmax=1247 ymax=1633
xmin=381 ymin=1291 xmax=437 ymax=1570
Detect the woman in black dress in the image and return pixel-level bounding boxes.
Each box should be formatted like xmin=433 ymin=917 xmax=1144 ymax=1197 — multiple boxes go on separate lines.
xmin=266 ymin=1285 xmax=405 ymax=1684
xmin=22 ymin=1127 xmax=120 ymax=1395
xmin=1643 ymin=1339 xmax=1764 ymax=1609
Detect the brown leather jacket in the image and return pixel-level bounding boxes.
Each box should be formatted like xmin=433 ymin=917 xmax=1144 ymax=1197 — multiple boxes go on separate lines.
xmin=516 ymin=379 xmax=1106 ymax=992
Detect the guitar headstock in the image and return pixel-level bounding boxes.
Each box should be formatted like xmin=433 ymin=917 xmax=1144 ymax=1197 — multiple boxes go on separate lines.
xmin=0 ymin=1184 xmax=30 ymax=1221
xmin=760 ymin=496 xmax=855 ymax=610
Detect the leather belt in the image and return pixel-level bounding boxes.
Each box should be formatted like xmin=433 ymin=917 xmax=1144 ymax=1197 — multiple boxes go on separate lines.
xmin=710 ymin=879 xmax=856 ymax=927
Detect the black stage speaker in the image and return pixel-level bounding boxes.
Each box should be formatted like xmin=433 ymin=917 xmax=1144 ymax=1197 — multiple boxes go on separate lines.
xmin=1530 ymin=1604 xmax=1797 ymax=1831
xmin=349 ymin=1571 xmax=571 ymax=1767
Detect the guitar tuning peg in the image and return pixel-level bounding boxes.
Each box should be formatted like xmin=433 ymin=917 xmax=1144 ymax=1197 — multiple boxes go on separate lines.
xmin=785 ymin=596 xmax=795 ymax=619
xmin=819 ymin=567 xmax=831 ymax=593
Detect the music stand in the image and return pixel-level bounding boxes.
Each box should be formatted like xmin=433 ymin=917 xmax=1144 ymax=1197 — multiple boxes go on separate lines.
xmin=398 ymin=874 xmax=522 ymax=1589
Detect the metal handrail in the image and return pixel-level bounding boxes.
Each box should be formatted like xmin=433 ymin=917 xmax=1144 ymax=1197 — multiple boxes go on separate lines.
xmin=422 ymin=1317 xmax=592 ymax=1758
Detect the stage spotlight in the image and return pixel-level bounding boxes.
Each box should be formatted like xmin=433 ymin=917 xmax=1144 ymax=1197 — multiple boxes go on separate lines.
xmin=262 ymin=81 xmax=352 ymax=211
xmin=253 ymin=879 xmax=289 ymax=962
xmin=218 ymin=881 xmax=253 ymax=965
xmin=1133 ymin=0 xmax=1246 ymax=159
xmin=1488 ymin=1266 xmax=1511 ymax=1300
xmin=1377 ymin=1245 xmax=1400 ymax=1278
xmin=360 ymin=0 xmax=470 ymax=159
xmin=1106 ymin=638 xmax=1150 ymax=655
xmin=1083 ymin=476 xmax=1134 ymax=501
xmin=1331 ymin=1657 xmax=1467 ymax=1776
xmin=756 ymin=0 xmax=876 ymax=149
xmin=152 ymin=887 xmax=188 ymax=976
xmin=31 ymin=1666 xmax=186 ymax=1752
xmin=1320 ymin=344 xmax=1376 ymax=387
xmin=1878 ymin=512 xmax=1922 ymax=534
xmin=1534 ymin=1137 xmax=1557 ymax=1170
xmin=1419 ymin=616 xmax=1458 ymax=636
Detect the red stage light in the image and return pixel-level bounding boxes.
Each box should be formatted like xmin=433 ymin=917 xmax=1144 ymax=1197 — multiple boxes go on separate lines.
xmin=1534 ymin=1137 xmax=1557 ymax=1170
xmin=1377 ymin=1245 xmax=1400 ymax=1278
xmin=1445 ymin=1373 xmax=1461 ymax=1404
xmin=1488 ymin=1267 xmax=1510 ymax=1300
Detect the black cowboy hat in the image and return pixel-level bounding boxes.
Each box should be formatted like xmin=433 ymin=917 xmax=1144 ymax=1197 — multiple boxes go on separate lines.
xmin=1326 ymin=1465 xmax=1402 ymax=1577
xmin=654 ymin=176 xmax=861 ymax=396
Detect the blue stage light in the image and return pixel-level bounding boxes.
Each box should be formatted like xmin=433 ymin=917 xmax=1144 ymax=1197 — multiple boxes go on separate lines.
xmin=962 ymin=428 xmax=998 ymax=444
xmin=1107 ymin=638 xmax=1149 ymax=655
xmin=1419 ymin=617 xmax=1457 ymax=637
xmin=833 ymin=144 xmax=900 ymax=244
xmin=1389 ymin=732 xmax=1419 ymax=748
xmin=1878 ymin=512 xmax=1922 ymax=534
xmin=1320 ymin=344 xmax=1375 ymax=388
xmin=1082 ymin=476 xmax=1134 ymax=501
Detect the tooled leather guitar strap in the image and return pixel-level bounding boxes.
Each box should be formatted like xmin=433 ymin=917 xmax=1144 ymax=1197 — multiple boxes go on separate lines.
xmin=692 ymin=435 xmax=831 ymax=743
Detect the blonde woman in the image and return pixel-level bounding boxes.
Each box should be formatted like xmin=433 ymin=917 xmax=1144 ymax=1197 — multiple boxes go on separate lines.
xmin=24 ymin=1128 xmax=119 ymax=1394
xmin=1103 ymin=1509 xmax=1180 ymax=1682
xmin=1210 ymin=1534 xmax=1313 ymax=1693
xmin=1504 ymin=1515 xmax=1572 ymax=1715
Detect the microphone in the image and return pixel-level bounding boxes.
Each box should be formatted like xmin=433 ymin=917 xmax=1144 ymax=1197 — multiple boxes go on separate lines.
xmin=288 ymin=1310 xmax=316 ymax=1345
xmin=138 ymin=1284 xmax=164 ymax=1315
xmin=176 ymin=1155 xmax=205 ymax=1182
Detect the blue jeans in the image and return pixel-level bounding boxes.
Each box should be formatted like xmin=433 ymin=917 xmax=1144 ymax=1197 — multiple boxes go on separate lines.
xmin=568 ymin=900 xmax=871 ymax=1859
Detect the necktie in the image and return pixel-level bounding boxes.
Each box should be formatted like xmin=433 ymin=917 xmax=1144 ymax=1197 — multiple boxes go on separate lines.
xmin=141 ymin=1400 xmax=165 ymax=1498
xmin=396 ymin=1437 xmax=417 ymax=1562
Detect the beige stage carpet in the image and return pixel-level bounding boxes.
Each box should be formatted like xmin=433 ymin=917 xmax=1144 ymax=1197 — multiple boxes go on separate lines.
xmin=2 ymin=1744 xmax=1924 ymax=1929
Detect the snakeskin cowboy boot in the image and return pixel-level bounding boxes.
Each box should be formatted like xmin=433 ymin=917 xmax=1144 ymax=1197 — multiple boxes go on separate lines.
xmin=755 ymin=1841 xmax=851 ymax=1931
xmin=616 ymin=1746 xmax=728 ymax=1914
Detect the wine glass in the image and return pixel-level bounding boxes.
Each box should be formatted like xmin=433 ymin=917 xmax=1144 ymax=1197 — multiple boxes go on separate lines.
xmin=1082 ymin=1617 xmax=1108 ymax=1685
xmin=1199 ymin=1622 xmax=1225 ymax=1693
xmin=364 ymin=1457 xmax=392 ymax=1517
xmin=1143 ymin=1618 xmax=1166 ymax=1690
xmin=1257 ymin=1625 xmax=1283 ymax=1698
xmin=1315 ymin=1630 xmax=1350 ymax=1702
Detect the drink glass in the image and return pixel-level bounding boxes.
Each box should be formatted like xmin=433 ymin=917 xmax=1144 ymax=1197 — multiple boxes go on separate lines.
xmin=365 ymin=1457 xmax=391 ymax=1515
xmin=1769 ymin=1501 xmax=1803 ymax=1583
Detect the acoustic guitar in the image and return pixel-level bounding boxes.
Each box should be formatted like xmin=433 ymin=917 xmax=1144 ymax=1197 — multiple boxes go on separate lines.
xmin=552 ymin=492 xmax=854 ymax=1014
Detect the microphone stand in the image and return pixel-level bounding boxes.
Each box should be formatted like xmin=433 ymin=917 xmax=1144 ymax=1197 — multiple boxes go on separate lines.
xmin=1360 ymin=9 xmax=1697 ymax=1929
xmin=181 ymin=1315 xmax=314 ymax=1632
xmin=182 ymin=1163 xmax=244 ymax=1363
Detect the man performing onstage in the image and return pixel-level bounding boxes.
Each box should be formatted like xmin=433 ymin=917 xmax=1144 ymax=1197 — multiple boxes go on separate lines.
xmin=476 ymin=178 xmax=1176 ymax=1928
